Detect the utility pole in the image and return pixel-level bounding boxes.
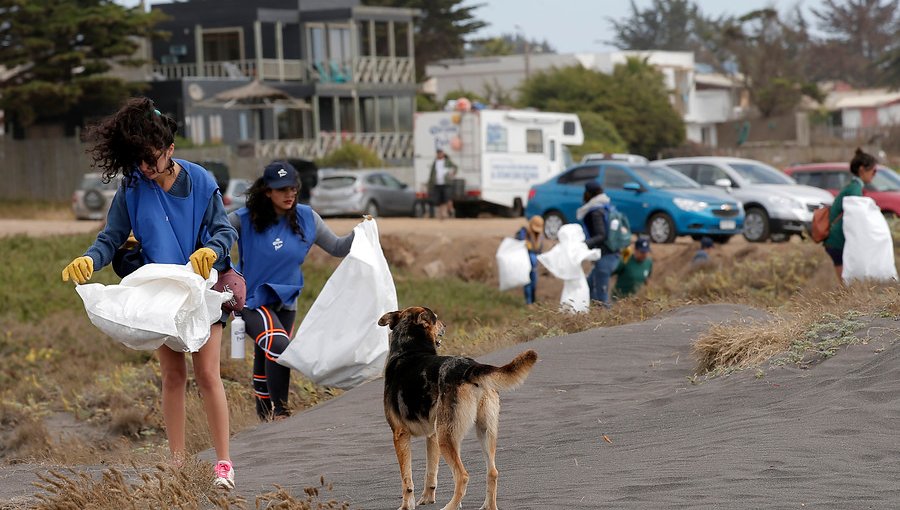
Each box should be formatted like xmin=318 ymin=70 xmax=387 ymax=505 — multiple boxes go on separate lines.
xmin=515 ymin=24 xmax=530 ymax=79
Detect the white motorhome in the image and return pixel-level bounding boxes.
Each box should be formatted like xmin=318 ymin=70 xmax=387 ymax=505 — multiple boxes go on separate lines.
xmin=413 ymin=109 xmax=583 ymax=217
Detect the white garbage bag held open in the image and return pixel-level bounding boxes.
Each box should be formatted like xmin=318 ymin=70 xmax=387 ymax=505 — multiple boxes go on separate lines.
xmin=76 ymin=263 xmax=231 ymax=352
xmin=277 ymin=219 xmax=395 ymax=389
xmin=537 ymin=223 xmax=601 ymax=313
xmin=842 ymin=196 xmax=898 ymax=283
xmin=496 ymin=237 xmax=532 ymax=291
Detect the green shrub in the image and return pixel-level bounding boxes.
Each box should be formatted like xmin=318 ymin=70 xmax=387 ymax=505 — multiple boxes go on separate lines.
xmin=315 ymin=142 xmax=383 ymax=169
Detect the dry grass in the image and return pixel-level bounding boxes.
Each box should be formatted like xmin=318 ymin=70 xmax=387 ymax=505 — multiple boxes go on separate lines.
xmin=693 ymin=282 xmax=900 ymax=375
xmin=21 ymin=459 xmax=349 ymax=510
xmin=0 ymin=201 xmax=72 ymax=220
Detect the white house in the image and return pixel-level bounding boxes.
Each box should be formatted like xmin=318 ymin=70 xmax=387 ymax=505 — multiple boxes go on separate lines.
xmin=425 ymin=50 xmax=745 ymax=148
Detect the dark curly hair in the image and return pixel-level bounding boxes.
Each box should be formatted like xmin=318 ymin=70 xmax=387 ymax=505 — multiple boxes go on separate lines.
xmin=245 ymin=177 xmax=305 ymax=240
xmin=849 ymin=147 xmax=877 ymax=176
xmin=85 ymin=97 xmax=179 ymax=185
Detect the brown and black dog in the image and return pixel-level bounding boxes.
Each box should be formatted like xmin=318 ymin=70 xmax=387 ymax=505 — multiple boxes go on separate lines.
xmin=378 ymin=306 xmax=537 ymax=510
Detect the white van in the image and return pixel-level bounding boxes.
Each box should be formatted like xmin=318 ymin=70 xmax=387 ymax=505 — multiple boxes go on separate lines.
xmin=413 ymin=109 xmax=583 ymax=217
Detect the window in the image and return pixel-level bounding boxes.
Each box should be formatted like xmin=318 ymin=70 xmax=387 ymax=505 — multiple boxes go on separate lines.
xmin=202 ymin=29 xmax=242 ymax=62
xmin=694 ymin=164 xmax=730 ymax=186
xmin=602 ymin=167 xmax=633 ymax=189
xmin=666 ymin=163 xmax=695 ymax=181
xmin=792 ymin=172 xmax=814 ymax=186
xmin=486 ymin=123 xmax=508 ymax=152
xmin=549 ymin=139 xmax=556 ymax=162
xmin=526 ymin=129 xmax=542 ymax=153
xmin=557 ymin=165 xmax=599 ymax=185
xmin=381 ymin=174 xmax=405 ymax=189
xmin=563 ymin=120 xmax=576 ymax=136
xmin=366 ymin=174 xmax=385 ymax=186
xmin=378 ymin=97 xmax=394 ymax=131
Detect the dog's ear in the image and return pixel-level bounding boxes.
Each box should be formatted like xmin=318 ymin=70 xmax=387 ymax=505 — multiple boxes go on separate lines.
xmin=378 ymin=311 xmax=400 ymax=329
xmin=414 ymin=308 xmax=434 ymax=328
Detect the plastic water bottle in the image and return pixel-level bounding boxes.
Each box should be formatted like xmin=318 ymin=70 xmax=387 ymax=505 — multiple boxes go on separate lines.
xmin=230 ymin=315 xmax=245 ymax=359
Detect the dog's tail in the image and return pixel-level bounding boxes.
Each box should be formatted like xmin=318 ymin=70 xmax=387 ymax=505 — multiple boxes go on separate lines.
xmin=469 ymin=350 xmax=538 ymax=392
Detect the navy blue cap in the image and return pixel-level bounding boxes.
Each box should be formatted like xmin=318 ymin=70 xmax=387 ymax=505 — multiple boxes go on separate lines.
xmin=700 ymin=236 xmax=714 ymax=248
xmin=263 ymin=161 xmax=298 ymax=189
xmin=635 ymin=238 xmax=650 ymax=252
xmin=584 ymin=181 xmax=603 ymax=194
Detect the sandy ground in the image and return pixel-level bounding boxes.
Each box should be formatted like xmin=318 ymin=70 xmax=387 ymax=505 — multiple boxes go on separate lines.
xmin=5 ymin=218 xmax=876 ymax=508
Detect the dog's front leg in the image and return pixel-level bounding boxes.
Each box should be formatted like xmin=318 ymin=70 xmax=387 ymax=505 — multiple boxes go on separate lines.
xmin=393 ymin=427 xmax=416 ymax=510
xmin=418 ymin=434 xmax=440 ymax=505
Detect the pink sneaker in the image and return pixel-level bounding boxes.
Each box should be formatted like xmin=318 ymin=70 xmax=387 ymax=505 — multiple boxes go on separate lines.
xmin=213 ymin=460 xmax=235 ymax=489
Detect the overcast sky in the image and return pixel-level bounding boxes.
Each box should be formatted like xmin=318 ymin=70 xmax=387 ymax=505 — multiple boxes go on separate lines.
xmin=117 ymin=0 xmax=827 ymax=54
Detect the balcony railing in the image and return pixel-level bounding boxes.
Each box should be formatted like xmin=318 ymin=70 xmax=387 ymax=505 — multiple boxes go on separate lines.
xmin=152 ymin=57 xmax=414 ymax=84
xmin=256 ymin=132 xmax=413 ymax=161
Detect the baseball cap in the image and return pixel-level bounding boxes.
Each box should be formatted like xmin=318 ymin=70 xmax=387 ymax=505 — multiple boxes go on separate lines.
xmin=700 ymin=236 xmax=714 ymax=248
xmin=635 ymin=238 xmax=650 ymax=253
xmin=584 ymin=181 xmax=603 ymax=194
xmin=263 ymin=161 xmax=298 ymax=189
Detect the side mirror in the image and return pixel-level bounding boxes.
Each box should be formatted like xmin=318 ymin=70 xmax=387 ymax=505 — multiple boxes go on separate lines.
xmin=623 ymin=182 xmax=642 ymax=192
xmin=400 ymin=182 xmax=409 ymax=189
xmin=714 ymin=178 xmax=733 ymax=188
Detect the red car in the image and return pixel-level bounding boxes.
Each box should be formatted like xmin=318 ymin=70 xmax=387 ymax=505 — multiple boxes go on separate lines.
xmin=784 ymin=163 xmax=900 ymax=217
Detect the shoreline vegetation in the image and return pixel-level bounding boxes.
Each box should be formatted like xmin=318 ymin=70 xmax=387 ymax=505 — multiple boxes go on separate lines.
xmin=2 ymin=220 xmax=898 ymax=508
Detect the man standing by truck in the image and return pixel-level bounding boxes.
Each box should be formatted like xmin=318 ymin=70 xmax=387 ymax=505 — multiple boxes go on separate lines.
xmin=428 ymin=149 xmax=456 ymax=219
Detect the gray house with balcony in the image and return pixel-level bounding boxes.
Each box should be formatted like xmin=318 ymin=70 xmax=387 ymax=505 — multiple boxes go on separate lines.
xmin=148 ymin=0 xmax=418 ymax=163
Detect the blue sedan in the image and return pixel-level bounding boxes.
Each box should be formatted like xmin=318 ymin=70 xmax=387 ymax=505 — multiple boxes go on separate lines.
xmin=524 ymin=163 xmax=745 ymax=243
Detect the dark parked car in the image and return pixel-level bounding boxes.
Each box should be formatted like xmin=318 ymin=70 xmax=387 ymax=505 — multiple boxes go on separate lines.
xmin=784 ymin=163 xmax=900 ymax=217
xmin=524 ymin=162 xmax=744 ymax=243
xmin=310 ymin=169 xmax=417 ymax=217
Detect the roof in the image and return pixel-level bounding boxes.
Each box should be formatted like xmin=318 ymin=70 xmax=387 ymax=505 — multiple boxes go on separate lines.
xmin=822 ymin=88 xmax=900 ymax=110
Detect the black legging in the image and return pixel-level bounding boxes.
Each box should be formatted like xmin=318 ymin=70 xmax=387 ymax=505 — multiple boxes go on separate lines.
xmin=242 ymin=305 xmax=296 ymax=421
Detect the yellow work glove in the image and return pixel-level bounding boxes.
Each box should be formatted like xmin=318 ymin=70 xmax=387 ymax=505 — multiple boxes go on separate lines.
xmin=61 ymin=256 xmax=94 ymax=284
xmin=621 ymin=245 xmax=633 ymax=263
xmin=189 ymin=247 xmax=217 ymax=279
xmin=122 ymin=233 xmax=139 ymax=250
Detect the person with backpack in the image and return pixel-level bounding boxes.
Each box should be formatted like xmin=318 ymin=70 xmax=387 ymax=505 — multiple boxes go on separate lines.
xmin=823 ymin=148 xmax=879 ymax=281
xmin=577 ymin=181 xmax=624 ymax=307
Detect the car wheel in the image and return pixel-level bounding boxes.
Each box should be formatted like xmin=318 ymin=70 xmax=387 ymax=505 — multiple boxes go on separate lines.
xmin=412 ymin=200 xmax=429 ymax=218
xmin=543 ymin=211 xmax=565 ymax=240
xmin=506 ymin=198 xmax=524 ymax=218
xmin=365 ymin=200 xmax=379 ymax=218
xmin=743 ymin=207 xmax=770 ymax=242
xmin=647 ymin=213 xmax=676 ymax=243
xmin=83 ymin=189 xmax=106 ymax=211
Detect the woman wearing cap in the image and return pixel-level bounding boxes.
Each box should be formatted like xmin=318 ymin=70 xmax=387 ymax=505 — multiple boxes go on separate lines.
xmin=61 ymin=97 xmax=239 ymax=489
xmin=229 ymin=161 xmax=355 ymax=421
xmin=576 ymin=181 xmax=619 ymax=307
xmin=515 ymin=215 xmax=545 ymax=304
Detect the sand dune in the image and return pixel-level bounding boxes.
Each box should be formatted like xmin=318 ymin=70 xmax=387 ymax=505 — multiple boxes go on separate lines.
xmin=4 ymin=303 xmax=899 ymax=508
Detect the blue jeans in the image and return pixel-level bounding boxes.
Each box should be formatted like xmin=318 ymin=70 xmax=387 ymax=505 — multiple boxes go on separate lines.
xmin=524 ymin=253 xmax=538 ymax=304
xmin=588 ymin=252 xmax=620 ymax=307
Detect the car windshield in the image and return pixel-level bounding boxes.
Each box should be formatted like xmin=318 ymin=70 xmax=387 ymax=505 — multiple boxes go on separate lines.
xmin=869 ymin=166 xmax=900 ymax=192
xmin=727 ymin=162 xmax=795 ymax=184
xmin=631 ymin=166 xmax=701 ymax=189
xmin=319 ymin=176 xmax=357 ymax=189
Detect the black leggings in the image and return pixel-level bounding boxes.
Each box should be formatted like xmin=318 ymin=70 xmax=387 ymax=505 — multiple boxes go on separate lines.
xmin=242 ymin=305 xmax=296 ymax=421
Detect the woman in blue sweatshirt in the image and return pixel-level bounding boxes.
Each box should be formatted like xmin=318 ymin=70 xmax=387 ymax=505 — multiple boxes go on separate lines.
xmin=61 ymin=97 xmax=239 ymax=489
xmin=229 ymin=161 xmax=355 ymax=421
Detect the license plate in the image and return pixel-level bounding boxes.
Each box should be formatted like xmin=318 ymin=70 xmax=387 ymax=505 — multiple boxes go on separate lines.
xmin=719 ymin=220 xmax=736 ymax=230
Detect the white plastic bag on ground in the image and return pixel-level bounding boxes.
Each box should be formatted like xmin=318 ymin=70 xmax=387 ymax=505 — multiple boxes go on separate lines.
xmin=842 ymin=196 xmax=898 ymax=283
xmin=496 ymin=237 xmax=532 ymax=291
xmin=277 ymin=219 xmax=395 ymax=389
xmin=537 ymin=224 xmax=601 ymax=313
xmin=76 ymin=263 xmax=230 ymax=352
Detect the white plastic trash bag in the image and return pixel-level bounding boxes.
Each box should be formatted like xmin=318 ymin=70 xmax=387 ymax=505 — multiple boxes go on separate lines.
xmin=76 ymin=263 xmax=231 ymax=352
xmin=496 ymin=237 xmax=532 ymax=291
xmin=277 ymin=219 xmax=395 ymax=389
xmin=842 ymin=196 xmax=898 ymax=283
xmin=537 ymin=224 xmax=601 ymax=313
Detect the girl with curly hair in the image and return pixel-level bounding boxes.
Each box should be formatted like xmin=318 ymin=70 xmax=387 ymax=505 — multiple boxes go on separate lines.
xmin=61 ymin=97 xmax=239 ymax=489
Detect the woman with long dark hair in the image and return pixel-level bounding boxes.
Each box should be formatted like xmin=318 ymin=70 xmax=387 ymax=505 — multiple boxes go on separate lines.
xmin=229 ymin=161 xmax=355 ymax=421
xmin=61 ymin=97 xmax=239 ymax=488
xmin=823 ymin=148 xmax=878 ymax=281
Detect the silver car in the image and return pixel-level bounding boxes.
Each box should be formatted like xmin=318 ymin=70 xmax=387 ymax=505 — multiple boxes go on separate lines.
xmin=72 ymin=172 xmax=120 ymax=220
xmin=654 ymin=157 xmax=834 ymax=242
xmin=310 ymin=169 xmax=416 ymax=217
